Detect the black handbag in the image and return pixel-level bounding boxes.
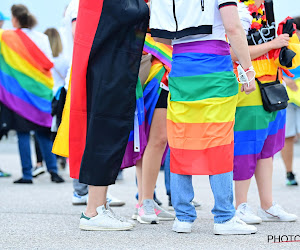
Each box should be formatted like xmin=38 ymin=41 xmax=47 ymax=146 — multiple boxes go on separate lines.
xmin=256 ymin=74 xmax=289 ymax=113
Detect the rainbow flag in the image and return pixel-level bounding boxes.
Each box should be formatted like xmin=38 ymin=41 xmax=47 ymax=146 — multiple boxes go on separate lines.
xmin=143 ymin=33 xmax=172 ymax=69
xmin=233 ymin=52 xmax=286 ymax=181
xmin=121 ymin=59 xmax=168 ymax=168
xmin=0 ymin=29 xmax=54 ymax=127
xmin=167 ymin=40 xmax=238 ymax=175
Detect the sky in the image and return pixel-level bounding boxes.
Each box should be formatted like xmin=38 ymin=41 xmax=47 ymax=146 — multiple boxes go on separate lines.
xmin=0 ymin=0 xmax=299 ymax=32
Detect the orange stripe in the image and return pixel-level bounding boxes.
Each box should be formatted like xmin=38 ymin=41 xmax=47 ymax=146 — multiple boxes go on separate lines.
xmin=170 ymin=142 xmax=234 ymax=175
xmin=2 ymin=31 xmax=52 ymax=78
xmin=167 ymin=119 xmax=234 ymax=150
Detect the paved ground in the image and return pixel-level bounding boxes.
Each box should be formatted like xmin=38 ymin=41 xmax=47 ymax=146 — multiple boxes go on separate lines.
xmin=0 ymin=134 xmax=300 ymax=250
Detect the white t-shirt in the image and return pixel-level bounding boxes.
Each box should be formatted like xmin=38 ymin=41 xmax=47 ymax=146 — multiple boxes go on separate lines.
xmin=172 ymin=0 xmax=238 ymax=45
xmin=52 ymin=54 xmax=70 ymax=94
xmin=21 ymin=28 xmax=53 ymax=61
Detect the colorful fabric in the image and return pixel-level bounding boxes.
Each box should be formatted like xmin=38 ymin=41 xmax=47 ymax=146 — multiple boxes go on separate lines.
xmin=286 ymin=67 xmax=300 ymax=106
xmin=52 ymin=0 xmax=149 ymax=186
xmin=0 ymin=29 xmax=54 ymax=127
xmin=121 ymin=59 xmax=167 ymax=168
xmin=168 ymin=40 xmax=238 ymax=175
xmin=143 ymin=34 xmax=172 ymax=70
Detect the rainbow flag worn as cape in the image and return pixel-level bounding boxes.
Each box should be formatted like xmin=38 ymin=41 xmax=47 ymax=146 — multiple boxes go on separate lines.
xmin=0 ymin=29 xmax=54 ymax=127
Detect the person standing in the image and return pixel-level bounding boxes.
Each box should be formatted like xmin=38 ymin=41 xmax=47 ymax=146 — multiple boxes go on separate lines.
xmin=0 ymin=4 xmax=64 ymax=184
xmin=233 ymin=0 xmax=298 ymax=224
xmin=150 ymin=0 xmax=257 ymax=234
xmin=0 ymin=11 xmax=12 ymax=178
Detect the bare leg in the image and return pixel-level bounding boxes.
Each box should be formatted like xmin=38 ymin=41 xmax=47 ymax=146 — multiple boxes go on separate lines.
xmin=135 ymin=159 xmax=143 ymax=205
xmin=281 ymin=136 xmax=295 ymax=173
xmin=235 ymin=179 xmax=251 ymax=208
xmin=255 ymin=157 xmax=273 ymax=210
xmin=85 ymin=186 xmax=108 ymax=217
xmin=142 ymin=108 xmax=167 ymax=201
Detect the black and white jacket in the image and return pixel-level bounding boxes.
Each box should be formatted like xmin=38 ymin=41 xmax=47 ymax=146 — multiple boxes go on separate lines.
xmin=150 ymin=0 xmax=238 ymax=39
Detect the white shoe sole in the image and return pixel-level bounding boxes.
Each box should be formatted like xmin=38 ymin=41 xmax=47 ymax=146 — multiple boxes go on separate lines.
xmin=158 ymin=216 xmax=175 ymax=221
xmin=137 ymin=216 xmax=159 ymax=224
xmin=132 ymin=214 xmax=138 ymax=220
xmin=79 ymin=225 xmax=133 ymax=231
xmin=172 ymin=227 xmax=191 ymax=233
xmin=261 ymin=217 xmax=297 ymax=222
xmin=108 ymin=202 xmax=126 ymax=207
xmin=214 ymin=228 xmax=257 ymax=235
xmin=32 ymin=170 xmax=45 ymax=178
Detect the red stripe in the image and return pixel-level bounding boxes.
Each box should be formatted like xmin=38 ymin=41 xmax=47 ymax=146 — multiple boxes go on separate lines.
xmin=170 ymin=142 xmax=234 ymax=175
xmin=69 ymin=0 xmax=104 ymax=179
xmin=15 ymin=29 xmax=53 ymax=71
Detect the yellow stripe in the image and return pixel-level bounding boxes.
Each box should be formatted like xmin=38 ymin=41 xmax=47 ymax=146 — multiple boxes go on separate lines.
xmin=52 ymin=81 xmax=71 ymax=157
xmin=236 ymin=82 xmax=263 ymax=107
xmin=144 ymin=63 xmax=164 ymax=84
xmin=167 ymin=95 xmax=238 ymax=124
xmin=1 ymin=41 xmax=54 ymax=89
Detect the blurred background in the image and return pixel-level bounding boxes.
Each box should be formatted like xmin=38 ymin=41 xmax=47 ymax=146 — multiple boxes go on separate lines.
xmin=0 ymin=0 xmax=300 ymax=32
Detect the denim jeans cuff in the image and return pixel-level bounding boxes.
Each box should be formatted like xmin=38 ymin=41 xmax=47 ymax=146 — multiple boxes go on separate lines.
xmin=177 ymin=218 xmax=194 ymax=223
xmin=214 ymin=215 xmax=234 ymax=224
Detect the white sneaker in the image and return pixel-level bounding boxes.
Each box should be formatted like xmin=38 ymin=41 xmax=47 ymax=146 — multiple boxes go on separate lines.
xmin=154 ymin=202 xmax=175 ymax=221
xmin=236 ymin=203 xmax=262 ymax=224
xmin=72 ymin=192 xmax=88 ymax=205
xmin=105 ymin=203 xmax=135 ymax=227
xmin=214 ymin=216 xmax=257 ymax=235
xmin=79 ymin=205 xmax=134 ymax=231
xmin=172 ymin=218 xmax=193 ymax=233
xmin=106 ymin=193 xmax=125 ymax=207
xmin=257 ymin=203 xmax=298 ymax=222
xmin=32 ymin=166 xmax=46 ymax=177
xmin=137 ymin=199 xmax=159 ymax=224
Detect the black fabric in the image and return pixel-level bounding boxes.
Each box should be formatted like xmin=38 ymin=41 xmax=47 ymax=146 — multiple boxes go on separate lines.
xmin=256 ymin=78 xmax=289 ymax=112
xmin=218 ymin=2 xmax=237 ymax=9
xmin=78 ymin=0 xmax=149 ymax=186
xmin=34 ymin=134 xmax=43 ymax=163
xmin=151 ymin=25 xmax=213 ymax=40
xmin=51 ymin=88 xmax=67 ymax=129
xmin=155 ymin=89 xmax=168 ymax=109
xmin=0 ymin=103 xmax=50 ymax=136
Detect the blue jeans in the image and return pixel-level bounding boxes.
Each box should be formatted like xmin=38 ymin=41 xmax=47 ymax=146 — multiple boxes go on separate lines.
xmin=17 ymin=131 xmax=58 ymax=180
xmin=163 ymin=149 xmax=171 ymax=197
xmin=171 ymin=171 xmax=235 ymax=223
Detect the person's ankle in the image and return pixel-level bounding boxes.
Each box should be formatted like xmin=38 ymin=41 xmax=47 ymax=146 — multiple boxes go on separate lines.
xmin=261 ymin=202 xmax=273 ymax=210
xmin=85 ymin=210 xmax=98 ymax=218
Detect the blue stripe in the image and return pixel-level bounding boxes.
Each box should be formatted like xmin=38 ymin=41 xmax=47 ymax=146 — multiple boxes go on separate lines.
xmin=0 ymin=69 xmax=51 ymax=113
xmin=234 ymin=110 xmax=286 ymax=156
xmin=170 ymin=53 xmax=233 ymax=78
xmin=144 ymin=77 xmax=160 ymax=124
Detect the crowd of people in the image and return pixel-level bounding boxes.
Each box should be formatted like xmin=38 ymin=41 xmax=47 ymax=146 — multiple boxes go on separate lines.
xmin=0 ymin=0 xmax=299 ymax=236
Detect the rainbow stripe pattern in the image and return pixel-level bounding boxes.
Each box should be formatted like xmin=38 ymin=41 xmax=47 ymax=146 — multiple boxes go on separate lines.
xmin=0 ymin=29 xmax=54 ymax=127
xmin=121 ymin=60 xmax=167 ymax=168
xmin=143 ymin=33 xmax=172 ymax=70
xmin=233 ymin=52 xmax=286 ymax=181
xmin=168 ymin=40 xmax=238 ymax=175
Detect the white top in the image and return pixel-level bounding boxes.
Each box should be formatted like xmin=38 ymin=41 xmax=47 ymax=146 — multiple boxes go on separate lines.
xmin=60 ymin=0 xmax=79 ymax=64
xmin=21 ymin=28 xmax=53 ymax=61
xmin=172 ymin=0 xmax=237 ymax=45
xmin=237 ymin=2 xmax=253 ymax=35
xmin=51 ymin=54 xmax=70 ymax=94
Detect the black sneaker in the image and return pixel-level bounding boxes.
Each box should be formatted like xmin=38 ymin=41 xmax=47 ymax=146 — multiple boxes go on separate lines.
xmin=50 ymin=172 xmax=65 ymax=183
xmin=286 ymin=172 xmax=298 ymax=186
xmin=13 ymin=178 xmax=33 ymax=184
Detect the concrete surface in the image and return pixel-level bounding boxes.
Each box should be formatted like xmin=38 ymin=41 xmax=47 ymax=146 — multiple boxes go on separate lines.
xmin=0 ymin=135 xmax=299 ymax=250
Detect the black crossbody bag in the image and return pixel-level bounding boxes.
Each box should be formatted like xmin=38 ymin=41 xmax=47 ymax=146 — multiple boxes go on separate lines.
xmin=256 ymin=72 xmax=289 ymax=112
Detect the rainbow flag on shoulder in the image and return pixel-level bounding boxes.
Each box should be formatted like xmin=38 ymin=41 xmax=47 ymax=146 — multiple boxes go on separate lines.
xmin=0 ymin=29 xmax=54 ymax=127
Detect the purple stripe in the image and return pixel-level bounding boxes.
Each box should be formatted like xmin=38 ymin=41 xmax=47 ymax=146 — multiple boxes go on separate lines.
xmin=233 ymin=127 xmax=285 ymax=180
xmin=0 ymin=83 xmax=52 ymax=127
xmin=173 ymin=40 xmax=230 ymax=56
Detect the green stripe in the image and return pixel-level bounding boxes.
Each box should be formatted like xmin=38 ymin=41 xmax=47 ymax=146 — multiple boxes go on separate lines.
xmin=234 ymin=105 xmax=278 ymax=131
xmin=136 ymin=78 xmax=143 ymax=100
xmin=0 ymin=54 xmax=52 ymax=101
xmin=169 ymin=71 xmax=238 ymax=102
xmin=144 ymin=41 xmax=172 ymax=61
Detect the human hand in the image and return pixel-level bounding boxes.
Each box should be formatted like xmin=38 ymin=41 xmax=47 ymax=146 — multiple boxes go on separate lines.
xmin=285 ymin=78 xmax=298 ymax=92
xmin=241 ymin=70 xmax=256 ymax=95
xmin=270 ymin=34 xmax=290 ymax=49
